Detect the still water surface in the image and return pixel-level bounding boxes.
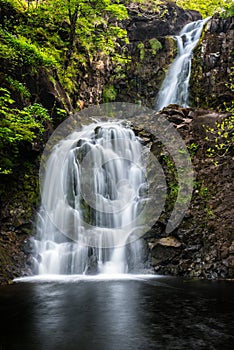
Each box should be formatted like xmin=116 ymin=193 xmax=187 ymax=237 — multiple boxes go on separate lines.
xmin=0 ymin=275 xmax=233 ymax=350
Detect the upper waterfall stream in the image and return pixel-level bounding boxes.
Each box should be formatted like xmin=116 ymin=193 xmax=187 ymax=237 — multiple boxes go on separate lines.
xmin=33 ymin=122 xmax=148 ymax=275
xmin=155 ymin=18 xmax=210 ymax=110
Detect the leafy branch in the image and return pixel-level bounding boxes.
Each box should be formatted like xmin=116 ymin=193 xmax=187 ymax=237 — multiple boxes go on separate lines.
xmin=0 ymin=88 xmax=51 ymax=174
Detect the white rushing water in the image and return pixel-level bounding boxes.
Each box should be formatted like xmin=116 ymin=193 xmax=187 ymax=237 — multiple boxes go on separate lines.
xmin=155 ymin=18 xmax=210 ymax=111
xmin=33 ymin=122 xmax=148 ymax=275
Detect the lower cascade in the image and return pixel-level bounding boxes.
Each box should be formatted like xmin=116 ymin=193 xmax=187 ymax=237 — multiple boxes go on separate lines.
xmin=33 ymin=122 xmax=148 ymax=275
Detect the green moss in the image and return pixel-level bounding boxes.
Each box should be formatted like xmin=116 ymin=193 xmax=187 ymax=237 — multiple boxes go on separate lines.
xmin=161 ymin=154 xmax=179 ymax=207
xmin=5 ymin=76 xmax=31 ymax=98
xmin=137 ymin=42 xmax=145 ymax=61
xmin=103 ymin=85 xmax=117 ymax=102
xmin=0 ymin=28 xmax=57 ymax=68
xmin=149 ymin=38 xmax=162 ymax=55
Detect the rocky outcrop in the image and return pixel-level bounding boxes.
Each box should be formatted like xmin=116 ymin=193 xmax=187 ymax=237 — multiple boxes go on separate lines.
xmin=0 ymin=160 xmax=39 ymax=284
xmin=125 ymin=2 xmax=201 ymax=41
xmin=0 ymin=65 xmax=73 ymax=119
xmin=190 ymin=15 xmax=234 ymax=110
xmin=130 ymin=106 xmax=233 ymax=279
xmin=112 ymin=35 xmax=177 ymax=108
xmin=73 ymin=5 xmax=234 ymax=112
xmin=24 ymin=67 xmax=73 ymax=118
xmin=74 ymin=55 xmax=112 ymax=108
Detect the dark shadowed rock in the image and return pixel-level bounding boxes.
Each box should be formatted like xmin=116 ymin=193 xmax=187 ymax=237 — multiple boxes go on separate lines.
xmin=190 ymin=15 xmax=234 ymax=110
xmin=126 ymin=2 xmax=201 ymax=41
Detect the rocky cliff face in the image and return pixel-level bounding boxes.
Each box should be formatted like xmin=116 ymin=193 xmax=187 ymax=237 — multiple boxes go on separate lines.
xmin=0 ymin=161 xmax=39 ymax=284
xmin=125 ymin=2 xmax=201 ymax=41
xmin=190 ymin=15 xmax=234 ymax=110
xmin=131 ymin=106 xmax=233 ymax=279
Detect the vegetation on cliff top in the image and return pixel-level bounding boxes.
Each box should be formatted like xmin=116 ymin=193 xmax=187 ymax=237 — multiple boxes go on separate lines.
xmin=0 ymin=0 xmax=129 ymax=174
xmin=175 ymin=0 xmax=233 ymax=17
xmin=130 ymin=1 xmax=233 ymax=17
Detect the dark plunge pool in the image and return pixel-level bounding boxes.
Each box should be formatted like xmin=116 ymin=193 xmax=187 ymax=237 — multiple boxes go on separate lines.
xmin=0 ymin=275 xmax=233 ymax=350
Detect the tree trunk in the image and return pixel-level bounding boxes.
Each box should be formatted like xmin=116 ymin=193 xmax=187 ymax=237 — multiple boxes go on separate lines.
xmin=64 ymin=5 xmax=79 ymax=69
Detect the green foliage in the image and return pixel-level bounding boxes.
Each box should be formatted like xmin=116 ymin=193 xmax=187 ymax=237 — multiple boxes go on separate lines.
xmin=160 ymin=7 xmax=169 ymax=18
xmin=19 ymin=0 xmax=129 ymax=62
xmin=137 ymin=42 xmax=145 ymax=61
xmin=221 ymin=1 xmax=234 ymax=17
xmin=0 ymin=88 xmax=51 ymax=174
xmin=162 ymin=154 xmax=179 ymax=202
xmin=5 ymin=76 xmax=31 ymax=98
xmin=193 ymin=181 xmax=209 ymax=202
xmin=149 ymin=38 xmax=162 ymax=55
xmin=0 ymin=0 xmax=131 ymax=175
xmin=204 ymin=66 xmax=234 ymax=163
xmin=103 ymin=85 xmax=117 ymax=102
xmin=187 ymin=142 xmax=199 ymax=156
xmin=55 ymin=108 xmax=67 ymax=123
xmin=0 ymin=0 xmax=129 ymax=96
xmin=0 ymin=28 xmax=57 ymax=68
xmin=205 ymin=115 xmax=234 ymax=162
xmin=175 ymin=0 xmax=232 ymax=17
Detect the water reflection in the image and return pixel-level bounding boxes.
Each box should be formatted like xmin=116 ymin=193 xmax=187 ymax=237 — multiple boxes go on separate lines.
xmin=32 ymin=280 xmax=151 ymax=350
xmin=0 ymin=277 xmax=234 ymax=350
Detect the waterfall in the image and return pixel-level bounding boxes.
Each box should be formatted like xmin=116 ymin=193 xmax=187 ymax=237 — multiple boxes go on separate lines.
xmin=33 ymin=122 xmax=148 ymax=275
xmin=155 ymin=18 xmax=210 ymax=111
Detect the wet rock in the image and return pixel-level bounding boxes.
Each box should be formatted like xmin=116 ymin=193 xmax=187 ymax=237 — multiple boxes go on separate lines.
xmin=190 ymin=16 xmax=234 ymax=110
xmin=126 ymin=2 xmax=201 ymax=41
xmin=86 ymin=254 xmax=98 ymax=275
xmin=150 ymin=245 xmax=180 ymax=265
xmin=149 ymin=236 xmax=181 ymax=249
xmin=222 ymin=256 xmax=234 ymax=268
xmin=129 ymin=108 xmax=233 ymax=280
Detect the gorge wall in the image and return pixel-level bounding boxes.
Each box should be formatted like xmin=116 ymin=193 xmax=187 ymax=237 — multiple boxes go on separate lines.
xmin=0 ymin=2 xmax=233 ymax=283
xmin=132 ymin=107 xmax=233 ymax=279
xmin=190 ymin=15 xmax=234 ymax=110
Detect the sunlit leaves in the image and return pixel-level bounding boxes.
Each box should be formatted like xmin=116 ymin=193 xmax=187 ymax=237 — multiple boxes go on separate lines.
xmin=0 ymin=88 xmax=51 ymax=174
xmin=203 ymin=64 xmax=234 ymax=163
xmin=175 ymin=0 xmax=233 ymax=17
xmin=0 ymin=28 xmax=57 ymax=67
